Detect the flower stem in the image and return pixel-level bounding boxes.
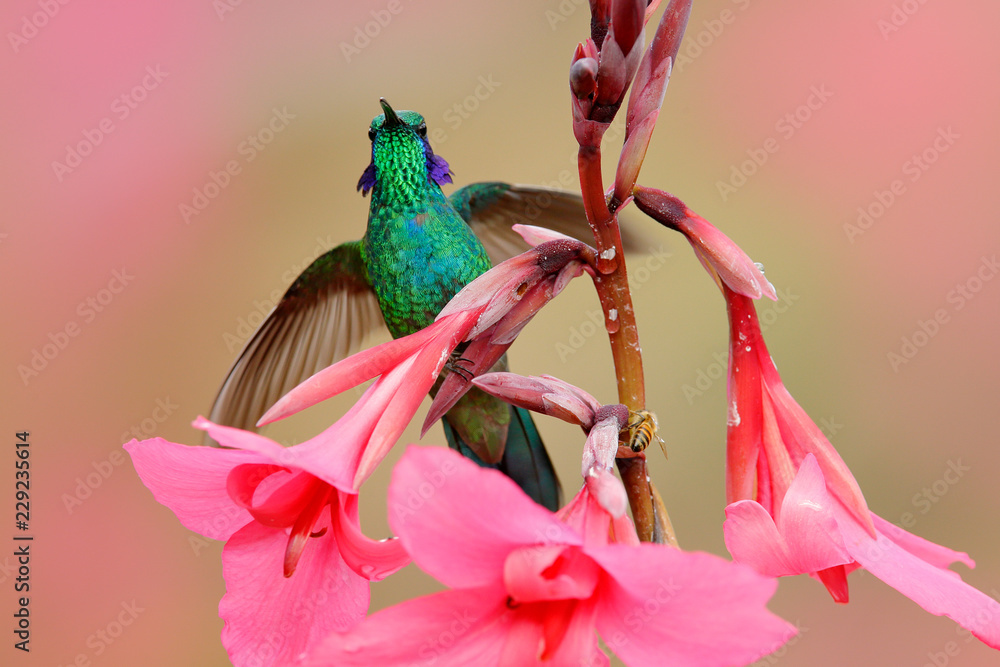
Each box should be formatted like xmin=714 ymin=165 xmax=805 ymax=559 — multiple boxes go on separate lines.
xmin=577 ymin=144 xmax=657 ymax=542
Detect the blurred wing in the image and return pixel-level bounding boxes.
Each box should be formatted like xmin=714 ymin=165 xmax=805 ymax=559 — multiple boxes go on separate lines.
xmin=449 ymin=182 xmax=645 ymax=264
xmin=208 ymin=241 xmax=384 ymax=435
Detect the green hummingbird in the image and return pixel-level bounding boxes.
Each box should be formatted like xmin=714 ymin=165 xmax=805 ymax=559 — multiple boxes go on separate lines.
xmin=209 ymin=99 xmax=616 ymax=510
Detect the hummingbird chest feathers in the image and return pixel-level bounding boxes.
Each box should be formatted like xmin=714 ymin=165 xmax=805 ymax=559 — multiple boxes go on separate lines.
xmin=363 ymin=200 xmax=491 ymax=339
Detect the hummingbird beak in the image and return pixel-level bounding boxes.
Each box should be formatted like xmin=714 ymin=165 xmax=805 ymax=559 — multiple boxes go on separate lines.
xmin=379 ymin=98 xmax=403 ymax=127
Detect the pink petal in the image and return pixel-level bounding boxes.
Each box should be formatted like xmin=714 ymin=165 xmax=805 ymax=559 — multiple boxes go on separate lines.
xmin=226 ymin=463 xmax=286 ymax=512
xmin=125 ymin=438 xmax=258 ymax=541
xmin=490 ymin=277 xmax=561 ymax=345
xmin=683 ymin=215 xmax=775 ymax=301
xmin=546 ymin=597 xmax=604 ymax=666
xmin=556 ymin=487 xmax=612 ymax=547
xmin=723 ymin=455 xmax=852 ymax=577
xmin=388 ymin=446 xmax=579 ymax=590
xmin=775 ymin=455 xmax=853 ymax=568
xmin=194 ymin=416 xmax=357 ymax=491
xmin=194 ymin=416 xmax=287 ymax=459
xmin=634 ymin=187 xmax=775 ymax=300
xmin=500 ymin=598 xmax=603 ymax=667
xmin=763 ymin=376 xmax=874 ymax=535
xmin=503 ymin=545 xmax=601 ymax=603
xmin=471 ymin=372 xmax=600 ymax=429
xmin=835 ymin=505 xmax=1000 ymax=649
xmin=614 ymin=111 xmax=659 ymax=202
xmin=591 ymin=545 xmax=797 ymax=666
xmin=871 ymin=513 xmax=975 ymax=570
xmin=581 ymin=417 xmax=622 ymax=478
xmin=512 ymin=223 xmax=577 ymax=247
xmin=219 ymin=519 xmax=368 ymax=667
xmin=257 ymin=312 xmax=471 ymax=425
xmin=441 ymin=240 xmax=587 ymax=338
xmin=585 ymin=470 xmax=629 ymax=520
xmin=331 ymin=492 xmax=409 ymax=581
xmin=242 ymin=469 xmax=320 ymax=528
xmin=302 ymin=588 xmax=511 ymax=667
xmin=354 ymin=334 xmax=453 ymax=486
xmin=438 ymin=254 xmax=539 ymax=321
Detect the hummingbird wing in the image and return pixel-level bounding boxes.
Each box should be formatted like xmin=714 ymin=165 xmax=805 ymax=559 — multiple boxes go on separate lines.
xmin=208 ymin=241 xmax=384 ymax=435
xmin=449 ymin=182 xmax=645 ymax=264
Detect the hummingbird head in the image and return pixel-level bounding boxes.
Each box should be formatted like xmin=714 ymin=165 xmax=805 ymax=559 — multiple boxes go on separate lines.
xmin=357 ymin=98 xmax=452 ymax=197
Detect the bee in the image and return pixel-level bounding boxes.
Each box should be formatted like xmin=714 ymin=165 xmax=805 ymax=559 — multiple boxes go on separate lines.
xmin=627 ymin=409 xmax=665 ymax=457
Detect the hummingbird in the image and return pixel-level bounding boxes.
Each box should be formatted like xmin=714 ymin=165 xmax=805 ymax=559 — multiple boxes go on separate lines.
xmin=209 ymin=99 xmax=619 ymax=510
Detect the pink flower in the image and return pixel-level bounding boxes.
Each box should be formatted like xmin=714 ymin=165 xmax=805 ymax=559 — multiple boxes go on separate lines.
xmin=257 ymin=309 xmax=480 ymax=486
xmin=720 ymin=287 xmax=1000 ymax=648
xmin=471 ymin=370 xmax=632 ymax=517
xmin=125 ymin=416 xmax=409 ymax=667
xmin=302 ymin=446 xmax=796 ymax=666
xmin=633 ymin=185 xmax=776 ymax=300
xmin=421 ymin=238 xmax=591 ymax=456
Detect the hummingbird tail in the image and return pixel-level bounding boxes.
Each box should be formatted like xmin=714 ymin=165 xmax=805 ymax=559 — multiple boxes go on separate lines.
xmin=442 ymin=406 xmax=562 ymax=511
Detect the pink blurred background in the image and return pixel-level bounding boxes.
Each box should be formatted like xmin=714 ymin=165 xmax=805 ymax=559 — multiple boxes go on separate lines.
xmin=2 ymin=0 xmax=998 ymax=664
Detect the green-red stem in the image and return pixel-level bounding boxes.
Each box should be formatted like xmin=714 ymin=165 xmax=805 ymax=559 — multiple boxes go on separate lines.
xmin=577 ymin=144 xmax=656 ymax=542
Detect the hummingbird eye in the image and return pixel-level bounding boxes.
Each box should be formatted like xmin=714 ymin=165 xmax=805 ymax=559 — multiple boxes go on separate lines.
xmin=368 ymin=127 xmax=377 ymax=141
xmin=416 ymin=122 xmax=427 ymax=137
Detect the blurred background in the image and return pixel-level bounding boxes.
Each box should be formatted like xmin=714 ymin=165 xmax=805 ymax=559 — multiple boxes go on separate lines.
xmin=2 ymin=0 xmax=998 ymax=664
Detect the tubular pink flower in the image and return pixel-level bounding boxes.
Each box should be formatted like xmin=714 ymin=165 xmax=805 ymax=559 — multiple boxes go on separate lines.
xmin=303 ymin=446 xmax=796 ymax=666
xmin=720 ymin=287 xmax=1000 ymax=648
xmin=470 ymin=370 xmax=632 ymax=517
xmin=251 ymin=308 xmax=482 ymax=486
xmin=633 ymin=185 xmax=777 ymax=300
xmin=125 ymin=417 xmax=409 ymax=667
xmin=471 ymin=372 xmax=603 ymax=430
xmin=423 ymin=241 xmax=590 ymax=435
